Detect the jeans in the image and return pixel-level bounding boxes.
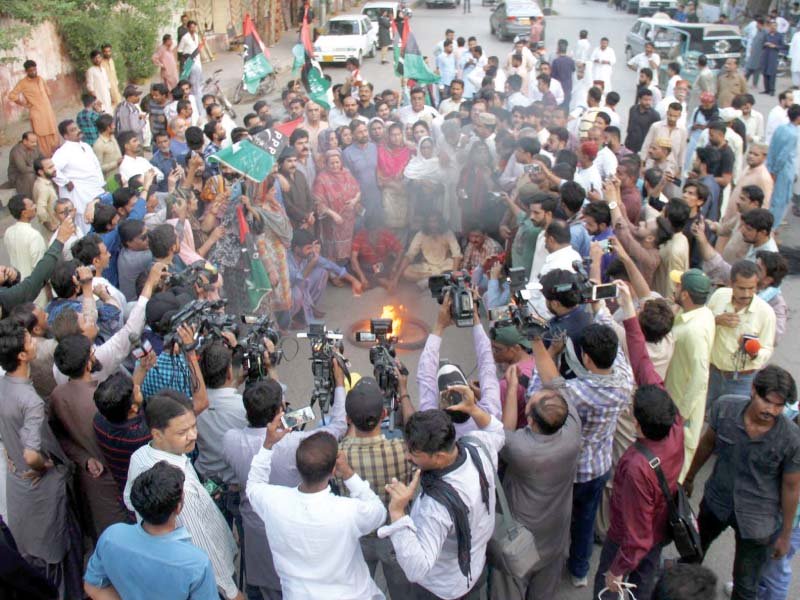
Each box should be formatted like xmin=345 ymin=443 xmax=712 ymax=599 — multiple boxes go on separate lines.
xmin=706 ymin=366 xmax=755 ymax=417
xmin=757 ymin=525 xmax=800 ymax=600
xmin=568 ymin=470 xmax=611 ymax=578
xmin=697 ymin=500 xmax=774 ymax=600
xmin=593 ymin=538 xmax=662 ymax=600
xmin=361 ymin=535 xmax=415 ymax=599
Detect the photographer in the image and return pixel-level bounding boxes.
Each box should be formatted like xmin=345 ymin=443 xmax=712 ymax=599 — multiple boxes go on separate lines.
xmin=0 ymin=218 xmax=76 ymax=319
xmin=491 ymin=324 xmax=535 ymax=430
xmin=378 ymin=385 xmax=505 ymax=599
xmin=417 ymin=293 xmax=501 ymax=437
xmin=50 ymin=262 xmax=167 ymax=386
xmin=526 ymin=301 xmax=634 ymax=588
xmin=148 ymin=223 xmax=188 ymax=273
xmin=71 ymin=234 xmax=126 ymax=312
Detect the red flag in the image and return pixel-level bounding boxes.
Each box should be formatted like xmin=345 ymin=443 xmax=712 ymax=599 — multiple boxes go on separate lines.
xmin=300 ymin=8 xmax=314 ymax=56
xmin=272 ymin=117 xmax=304 ymax=138
xmin=243 ymin=13 xmax=269 ymax=58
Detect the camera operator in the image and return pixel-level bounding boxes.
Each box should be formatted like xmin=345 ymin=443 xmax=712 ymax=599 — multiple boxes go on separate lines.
xmin=336 ymin=376 xmax=415 ymax=598
xmin=50 ymin=262 xmax=167 ymax=386
xmin=378 ymin=385 xmax=505 ymax=599
xmin=526 ymin=220 xmax=583 ymax=318
xmin=526 ymin=301 xmax=634 ymax=588
xmin=247 ymin=415 xmax=386 ymax=598
xmin=490 ymin=324 xmax=535 ymax=430
xmin=148 ymin=223 xmax=188 ymax=273
xmin=417 ymin=293 xmax=501 ymax=437
xmin=0 ymin=217 xmax=76 ymax=319
xmin=539 ymin=268 xmax=594 ymax=379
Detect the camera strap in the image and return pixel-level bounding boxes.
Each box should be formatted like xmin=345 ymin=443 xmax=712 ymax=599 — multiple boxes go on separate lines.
xmin=563 ymin=337 xmax=591 ymax=379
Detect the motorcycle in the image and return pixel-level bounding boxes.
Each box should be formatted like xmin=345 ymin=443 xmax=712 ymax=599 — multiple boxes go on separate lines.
xmin=204 ymin=69 xmax=237 ymax=120
xmin=232 ymin=48 xmax=277 ymax=105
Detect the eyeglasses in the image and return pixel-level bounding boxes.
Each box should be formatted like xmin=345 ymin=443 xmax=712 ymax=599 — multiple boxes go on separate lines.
xmin=56 ymin=207 xmax=75 ymax=216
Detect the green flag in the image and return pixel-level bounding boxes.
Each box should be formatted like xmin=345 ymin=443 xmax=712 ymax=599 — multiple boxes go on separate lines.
xmin=401 ymin=31 xmax=440 ymax=85
xmin=291 ymin=43 xmax=306 ymax=75
xmin=304 ymin=61 xmax=333 ymax=110
xmin=242 ymin=15 xmax=273 ymax=94
xmin=208 ymin=140 xmax=274 ymax=183
xmin=246 ymin=257 xmax=272 ymax=311
xmin=180 ymin=56 xmax=194 ymax=80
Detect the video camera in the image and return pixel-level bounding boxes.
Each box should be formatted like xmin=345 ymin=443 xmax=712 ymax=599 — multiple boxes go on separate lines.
xmin=487 ymin=266 xmax=553 ymax=340
xmin=570 ymin=259 xmax=618 ymax=304
xmin=355 ymin=318 xmax=409 ymax=433
xmin=163 ymin=298 xmax=232 ymax=348
xmin=166 ymin=261 xmax=219 ymax=291
xmin=297 ymin=323 xmax=349 ymax=414
xmin=428 ymin=271 xmax=475 ymax=328
xmin=238 ymin=314 xmax=283 ymax=382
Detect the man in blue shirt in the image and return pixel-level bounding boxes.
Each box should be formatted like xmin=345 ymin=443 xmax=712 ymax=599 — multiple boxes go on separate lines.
xmin=435 ymin=40 xmax=457 ymax=98
xmin=285 ymin=229 xmax=362 ymax=328
xmin=150 ymin=132 xmax=180 ymax=192
xmin=84 ymin=461 xmax=218 ymax=600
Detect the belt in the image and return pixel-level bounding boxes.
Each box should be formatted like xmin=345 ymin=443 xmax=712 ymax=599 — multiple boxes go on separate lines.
xmin=713 ymin=365 xmax=758 ymax=379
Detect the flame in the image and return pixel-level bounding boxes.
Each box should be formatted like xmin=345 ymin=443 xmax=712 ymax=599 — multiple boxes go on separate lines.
xmin=381 ymin=304 xmax=404 ymax=339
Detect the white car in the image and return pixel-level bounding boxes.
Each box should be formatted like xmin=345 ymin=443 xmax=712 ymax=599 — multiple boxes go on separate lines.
xmin=314 ymin=15 xmax=378 ymax=64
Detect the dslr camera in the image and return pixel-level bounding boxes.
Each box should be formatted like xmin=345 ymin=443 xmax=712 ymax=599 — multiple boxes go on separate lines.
xmin=428 ymin=271 xmax=475 ymax=328
xmin=166 ymin=260 xmax=219 ymax=292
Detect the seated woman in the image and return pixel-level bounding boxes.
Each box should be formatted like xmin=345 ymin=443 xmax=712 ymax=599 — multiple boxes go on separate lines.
xmin=349 ymin=212 xmax=405 ymax=291
xmin=390 ymin=210 xmax=463 ymax=289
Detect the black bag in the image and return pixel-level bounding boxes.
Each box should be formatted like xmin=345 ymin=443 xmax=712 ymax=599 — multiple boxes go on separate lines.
xmin=634 ymin=442 xmax=704 ymax=563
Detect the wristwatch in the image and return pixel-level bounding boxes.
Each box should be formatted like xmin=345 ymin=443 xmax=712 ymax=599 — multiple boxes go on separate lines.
xmin=608 ymin=201 xmax=618 ymax=211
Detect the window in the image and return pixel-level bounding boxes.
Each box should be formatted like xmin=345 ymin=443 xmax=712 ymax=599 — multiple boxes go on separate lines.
xmin=329 ymin=21 xmax=357 ymax=35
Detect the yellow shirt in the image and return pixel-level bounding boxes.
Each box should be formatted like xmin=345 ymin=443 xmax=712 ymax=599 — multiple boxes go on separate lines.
xmin=707 ymin=287 xmax=775 ymax=372
xmin=665 ymin=306 xmax=716 ymax=445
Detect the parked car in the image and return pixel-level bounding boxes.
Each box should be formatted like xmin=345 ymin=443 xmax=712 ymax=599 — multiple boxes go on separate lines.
xmin=361 ymin=1 xmax=401 ymax=21
xmin=621 ymin=0 xmax=678 ymax=16
xmin=489 ymin=0 xmax=544 ymax=41
xmin=625 ymin=15 xmax=743 ymax=84
xmin=313 ymin=15 xmax=378 ymax=64
xmin=425 ymin=0 xmax=460 ymax=8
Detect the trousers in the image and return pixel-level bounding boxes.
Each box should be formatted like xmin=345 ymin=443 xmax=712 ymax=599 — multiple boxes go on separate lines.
xmin=568 ymin=470 xmax=611 ymax=578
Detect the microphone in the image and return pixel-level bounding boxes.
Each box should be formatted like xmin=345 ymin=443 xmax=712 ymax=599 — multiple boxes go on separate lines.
xmin=743 ymin=337 xmax=761 ymax=357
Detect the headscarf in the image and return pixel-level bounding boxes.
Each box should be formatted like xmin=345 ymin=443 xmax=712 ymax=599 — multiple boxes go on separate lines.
xmin=377 ymin=124 xmax=412 ymax=178
xmin=323 ymin=148 xmax=344 ymax=169
xmin=317 ymin=128 xmax=337 ymax=155
xmin=403 ymin=136 xmax=441 ymax=181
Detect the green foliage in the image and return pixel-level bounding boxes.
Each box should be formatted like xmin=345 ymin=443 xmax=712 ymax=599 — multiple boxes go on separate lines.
xmin=1 ymin=0 xmax=173 ymax=82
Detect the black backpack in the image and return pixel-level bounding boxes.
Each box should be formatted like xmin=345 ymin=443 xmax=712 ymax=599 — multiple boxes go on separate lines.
xmin=634 ymin=442 xmax=704 ymax=563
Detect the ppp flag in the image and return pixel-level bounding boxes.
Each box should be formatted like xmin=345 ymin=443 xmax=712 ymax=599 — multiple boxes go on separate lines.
xmin=299 ymin=7 xmax=333 ymax=110
xmin=242 ymin=14 xmax=274 ymax=94
xmin=398 ymin=21 xmax=439 ymax=85
xmin=207 ymin=140 xmax=274 ymax=183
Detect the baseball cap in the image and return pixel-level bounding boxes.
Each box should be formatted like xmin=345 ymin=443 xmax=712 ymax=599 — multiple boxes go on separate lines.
xmin=345 ymin=377 xmax=384 ymax=431
xmin=491 ymin=325 xmax=532 ymax=349
xmin=670 ymin=268 xmax=711 ymax=295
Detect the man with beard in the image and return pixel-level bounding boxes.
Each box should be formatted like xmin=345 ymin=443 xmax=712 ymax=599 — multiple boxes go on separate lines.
xmin=7 ymin=60 xmax=59 ymax=157
xmin=119 ymin=131 xmax=164 ymax=188
xmin=31 ymin=157 xmax=58 ymax=233
xmin=641 ymin=103 xmax=688 ymax=177
xmin=51 ymin=119 xmax=106 ymax=233
xmin=625 ymin=89 xmax=661 ymax=153
xmin=202 ymin=119 xmax=227 ymax=177
xmin=343 ymin=120 xmax=383 ymax=222
xmin=275 ymin=147 xmax=314 ymax=230
xmin=663 ymin=269 xmax=715 ymax=479
xmin=392 ymin=211 xmax=462 ymax=288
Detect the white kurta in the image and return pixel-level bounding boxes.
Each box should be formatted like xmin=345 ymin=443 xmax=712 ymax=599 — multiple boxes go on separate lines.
xmin=52 ymin=140 xmax=106 ymax=233
xmin=590 ymin=47 xmax=616 ymax=92
xmin=4 ymin=222 xmax=47 ymax=307
xmin=85 ymin=66 xmax=112 ymax=113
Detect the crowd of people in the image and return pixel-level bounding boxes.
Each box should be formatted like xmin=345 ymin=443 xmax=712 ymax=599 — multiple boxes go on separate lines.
xmin=2 ymin=7 xmax=800 ymax=600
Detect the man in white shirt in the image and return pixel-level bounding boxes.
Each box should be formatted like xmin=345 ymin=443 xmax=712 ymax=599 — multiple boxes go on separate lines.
xmin=118 ymin=131 xmax=164 ymax=187
xmin=177 ymin=20 xmax=204 ymax=109
xmin=575 ymin=30 xmax=591 ymax=64
xmin=397 ymin=86 xmax=442 ymax=127
xmin=529 ymin=62 xmax=565 ymax=105
xmin=86 ymin=50 xmax=112 ymax=113
xmin=587 ymin=127 xmax=618 ymax=180
xmin=70 ymin=233 xmax=127 ymax=311
xmin=248 ymin=416 xmax=386 ymax=599
xmin=790 ymin=28 xmax=800 ymax=88
xmin=664 ymin=62 xmax=682 ymax=99
xmin=506 ymin=74 xmax=532 ymax=111
xmin=627 ymin=42 xmax=661 ymax=74
xmin=641 ymin=101 xmax=689 ymax=176
xmin=4 ymin=194 xmax=47 ymax=307
xmin=590 ymin=37 xmax=616 ymax=92
xmin=765 ymin=89 xmax=793 ymax=144
xmin=505 ymin=39 xmax=537 ymax=73
xmin=734 ymin=93 xmax=765 ymax=143
xmin=525 ymin=193 xmax=557 ymax=284
xmin=125 ymin=391 xmax=242 ymax=600
xmin=438 ymin=79 xmax=465 ymax=117
xmin=378 ymin=389 xmax=505 ymax=599
xmin=52 ymin=119 xmax=106 ymax=233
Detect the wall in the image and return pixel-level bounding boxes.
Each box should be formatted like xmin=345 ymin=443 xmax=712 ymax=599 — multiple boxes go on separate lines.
xmin=0 ymin=20 xmax=80 ymax=133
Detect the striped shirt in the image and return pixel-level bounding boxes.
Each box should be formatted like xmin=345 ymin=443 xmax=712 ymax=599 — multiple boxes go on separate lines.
xmin=528 ymin=312 xmax=634 ymax=483
xmin=124 ymin=443 xmax=239 ymax=599
xmin=339 ymin=436 xmax=410 ymax=507
xmin=93 ymin=412 xmax=152 ymax=495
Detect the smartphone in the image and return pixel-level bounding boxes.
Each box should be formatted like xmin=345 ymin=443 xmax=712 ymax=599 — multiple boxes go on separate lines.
xmin=591 ymin=283 xmax=619 ymax=301
xmin=487 ymin=191 xmax=504 ymax=202
xmin=598 ymin=239 xmax=613 ymax=254
xmin=488 ymin=306 xmax=512 ymax=321
xmin=523 ymin=163 xmax=541 ymax=175
xmin=132 ymin=338 xmax=153 ymax=360
xmin=281 ymin=406 xmax=316 ymax=430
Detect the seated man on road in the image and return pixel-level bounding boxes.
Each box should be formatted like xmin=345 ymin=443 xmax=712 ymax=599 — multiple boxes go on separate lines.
xmin=392 ymin=210 xmax=463 ymax=289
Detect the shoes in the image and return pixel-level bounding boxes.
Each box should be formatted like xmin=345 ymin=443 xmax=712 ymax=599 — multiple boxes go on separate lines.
xmin=312 ymin=308 xmax=326 ymax=318
xmin=570 ymin=575 xmax=588 ymax=588
xmin=723 ymin=581 xmax=733 ymax=597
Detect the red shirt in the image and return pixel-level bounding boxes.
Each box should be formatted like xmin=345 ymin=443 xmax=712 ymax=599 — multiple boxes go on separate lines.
xmin=351 ymin=229 xmax=403 ymax=266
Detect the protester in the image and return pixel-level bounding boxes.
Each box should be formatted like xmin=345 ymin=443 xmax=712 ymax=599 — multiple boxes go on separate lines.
xmin=8 ymin=60 xmax=59 ymax=157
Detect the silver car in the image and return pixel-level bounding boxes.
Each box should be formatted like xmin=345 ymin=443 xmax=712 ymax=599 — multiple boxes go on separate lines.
xmin=490 ymin=0 xmax=544 ymax=41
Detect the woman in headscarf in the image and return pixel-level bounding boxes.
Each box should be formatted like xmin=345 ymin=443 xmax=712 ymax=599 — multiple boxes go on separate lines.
xmin=436 ymin=118 xmax=465 ymax=233
xmin=336 ymin=125 xmax=353 ymax=150
xmin=377 ymin=122 xmax=412 ymax=232
xmin=316 ymin=128 xmax=339 ymax=170
xmin=456 ymin=140 xmax=500 ymax=236
xmin=248 ymin=174 xmax=293 ymax=313
xmin=368 ymin=117 xmax=386 ymax=144
xmin=684 ymin=91 xmax=720 ymax=173
xmin=404 ymin=136 xmax=445 ymax=226
xmin=313 ymin=149 xmax=361 ymax=262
